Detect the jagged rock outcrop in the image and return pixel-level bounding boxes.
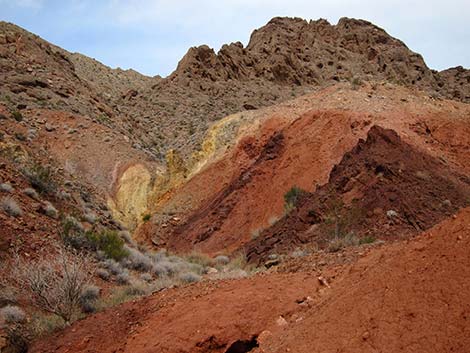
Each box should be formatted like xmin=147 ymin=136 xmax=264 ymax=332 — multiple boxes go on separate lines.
xmin=170 ymin=16 xmax=465 ymax=101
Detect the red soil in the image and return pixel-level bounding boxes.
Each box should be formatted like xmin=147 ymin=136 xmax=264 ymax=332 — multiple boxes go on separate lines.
xmin=256 ymin=207 xmax=470 ymax=353
xmin=245 ymin=125 xmax=470 ymax=264
xmin=147 ymin=105 xmax=470 ymax=256
xmin=31 ymin=207 xmax=470 ymax=353
xmin=30 ymin=273 xmax=322 ymax=353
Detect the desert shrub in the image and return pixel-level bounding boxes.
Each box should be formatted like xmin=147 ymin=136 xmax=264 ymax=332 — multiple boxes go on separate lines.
xmin=359 ymin=236 xmax=376 ymax=245
xmin=124 ymin=281 xmax=149 ymax=296
xmin=29 ymin=312 xmax=65 ymax=337
xmin=0 ymin=286 xmax=17 ymax=306
xmin=186 ymin=251 xmax=213 ymax=267
xmin=214 ymin=255 xmax=230 ymax=265
xmin=82 ymin=212 xmax=97 ymax=224
xmin=350 ymin=76 xmax=362 ymax=90
xmin=0 ymin=305 xmax=26 ymax=324
xmin=140 ymin=273 xmax=153 ymax=282
xmin=142 ymin=213 xmax=151 ymax=222
xmin=80 ymin=285 xmax=100 ymax=302
xmin=151 ymin=249 xmax=167 ymax=262
xmin=60 ymin=217 xmax=89 ymax=250
xmin=227 ymin=252 xmax=248 ymax=270
xmin=86 ymin=230 xmax=129 ymax=261
xmin=118 ymin=230 xmax=134 ymax=245
xmin=23 ymin=187 xmax=39 ymax=200
xmin=124 ymin=246 xmax=153 ymax=272
xmin=0 ymin=183 xmax=13 ymax=193
xmin=178 ymin=272 xmax=201 ymax=284
xmin=22 ymin=164 xmax=56 ymax=195
xmin=284 ymin=186 xmax=306 ymax=212
xmin=328 ymin=233 xmax=359 ymax=253
xmin=1 ymin=197 xmax=22 ymax=217
xmin=100 ymin=259 xmax=123 ymax=275
xmin=116 ymin=271 xmax=130 ymax=285
xmin=79 ymin=285 xmax=100 ymax=314
xmin=43 ymin=202 xmax=58 ymax=219
xmin=291 ymin=249 xmax=308 ymax=258
xmin=96 ymin=268 xmax=110 ymax=281
xmin=250 ymin=228 xmax=261 ymax=240
xmin=11 ymin=111 xmax=23 ymax=122
xmin=9 ymin=249 xmax=91 ymax=323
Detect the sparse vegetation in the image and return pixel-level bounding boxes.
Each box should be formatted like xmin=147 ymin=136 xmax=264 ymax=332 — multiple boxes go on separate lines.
xmin=11 ymin=110 xmax=23 ymax=122
xmin=214 ymin=255 xmax=230 ymax=265
xmin=328 ymin=233 xmax=359 ymax=252
xmin=43 ymin=201 xmax=58 ymax=219
xmin=23 ymin=187 xmax=39 ymax=200
xmin=284 ymin=186 xmax=306 ymax=212
xmin=9 ymin=249 xmax=91 ymax=324
xmin=22 ymin=164 xmax=57 ymax=195
xmin=359 ymin=236 xmax=376 ymax=245
xmin=96 ymin=268 xmax=111 ymax=281
xmin=0 ymin=182 xmax=14 ymax=193
xmin=1 ymin=197 xmax=22 ymax=217
xmin=79 ymin=285 xmax=100 ymax=313
xmin=178 ymin=272 xmax=201 ymax=284
xmin=0 ymin=305 xmax=26 ymax=324
xmin=142 ymin=213 xmax=151 ymax=222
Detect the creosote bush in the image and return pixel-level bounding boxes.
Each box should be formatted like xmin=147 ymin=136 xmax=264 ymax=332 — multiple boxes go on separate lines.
xmin=1 ymin=197 xmax=22 ymax=217
xmin=9 ymin=249 xmax=91 ymax=324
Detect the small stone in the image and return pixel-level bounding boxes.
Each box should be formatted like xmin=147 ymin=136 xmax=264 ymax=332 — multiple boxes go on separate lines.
xmin=45 ymin=123 xmax=55 ymax=132
xmin=276 ymin=316 xmax=288 ymax=327
xmin=362 ymin=331 xmax=370 ymax=340
xmin=318 ymin=276 xmax=330 ymax=287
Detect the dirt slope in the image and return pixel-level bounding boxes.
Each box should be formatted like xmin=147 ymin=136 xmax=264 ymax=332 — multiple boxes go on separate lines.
xmin=31 ymin=207 xmax=470 ymax=353
xmin=245 ymin=125 xmax=470 ymax=263
xmin=256 ymin=207 xmax=470 ymax=353
xmin=137 ymin=83 xmax=470 ymax=255
xmin=30 ymin=273 xmax=321 ymax=353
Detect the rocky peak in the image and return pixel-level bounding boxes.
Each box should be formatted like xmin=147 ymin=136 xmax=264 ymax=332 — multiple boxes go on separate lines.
xmin=170 ymin=16 xmax=437 ymax=90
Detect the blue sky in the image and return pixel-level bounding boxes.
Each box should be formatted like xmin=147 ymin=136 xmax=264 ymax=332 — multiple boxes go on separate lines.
xmin=1 ymin=0 xmax=468 ymax=77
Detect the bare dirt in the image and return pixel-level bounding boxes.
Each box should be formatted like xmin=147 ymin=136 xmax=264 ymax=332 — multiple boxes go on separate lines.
xmin=255 ymin=207 xmax=470 ymax=353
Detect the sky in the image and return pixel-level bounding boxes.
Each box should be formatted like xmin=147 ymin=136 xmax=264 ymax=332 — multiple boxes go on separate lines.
xmin=0 ymin=0 xmax=469 ymax=77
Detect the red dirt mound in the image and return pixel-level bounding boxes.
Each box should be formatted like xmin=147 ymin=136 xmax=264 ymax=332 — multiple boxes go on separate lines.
xmin=245 ymin=125 xmax=470 ymax=264
xmin=256 ymin=207 xmax=470 ymax=353
xmin=30 ymin=273 xmax=322 ymax=353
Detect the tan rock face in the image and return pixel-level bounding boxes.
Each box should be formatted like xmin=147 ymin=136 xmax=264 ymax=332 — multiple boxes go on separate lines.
xmin=108 ymin=164 xmax=152 ymax=229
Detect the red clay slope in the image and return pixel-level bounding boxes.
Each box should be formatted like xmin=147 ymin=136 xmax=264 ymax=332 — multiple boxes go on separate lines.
xmin=30 ymin=273 xmax=322 ymax=353
xmin=256 ymin=207 xmax=470 ymax=353
xmin=31 ymin=208 xmax=470 ymax=353
xmin=245 ymin=125 xmax=470 ymax=263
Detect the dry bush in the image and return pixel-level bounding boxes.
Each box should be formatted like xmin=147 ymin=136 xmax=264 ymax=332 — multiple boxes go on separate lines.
xmin=0 ymin=305 xmax=25 ymax=324
xmin=1 ymin=197 xmax=22 ymax=217
xmin=9 ymin=249 xmax=91 ymax=323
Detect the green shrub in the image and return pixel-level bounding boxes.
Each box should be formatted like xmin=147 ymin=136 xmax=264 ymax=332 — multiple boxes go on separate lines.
xmin=142 ymin=214 xmax=151 ymax=222
xmin=359 ymin=236 xmax=376 ymax=245
xmin=284 ymin=186 xmax=306 ymax=212
xmin=61 ymin=219 xmax=128 ymax=261
xmin=11 ymin=111 xmax=23 ymax=122
xmin=87 ymin=230 xmax=129 ymax=261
